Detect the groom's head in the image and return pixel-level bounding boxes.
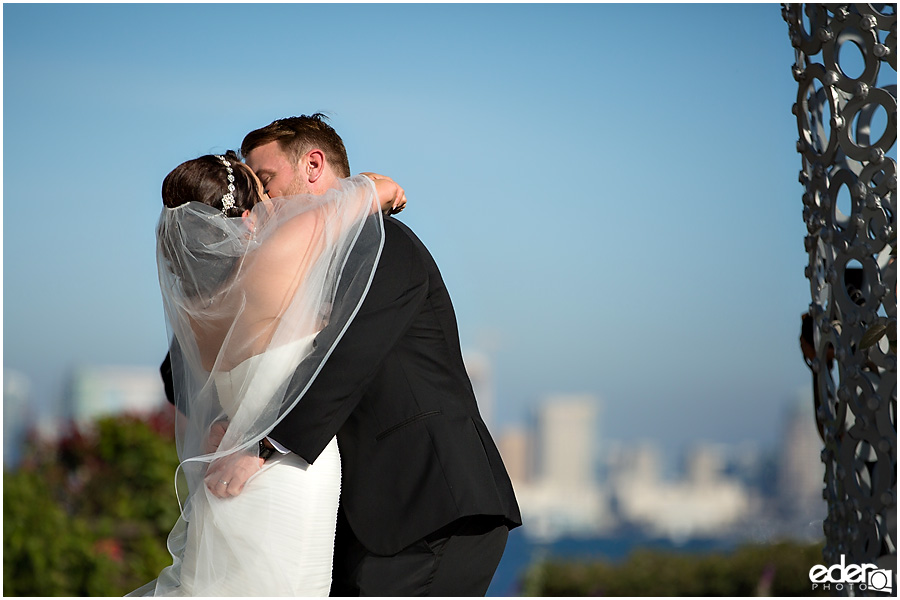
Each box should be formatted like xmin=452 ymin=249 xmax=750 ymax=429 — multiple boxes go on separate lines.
xmin=241 ymin=114 xmax=350 ymax=198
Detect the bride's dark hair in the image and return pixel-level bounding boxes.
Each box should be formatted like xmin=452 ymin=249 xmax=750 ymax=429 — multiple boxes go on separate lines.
xmin=162 ymin=150 xmax=262 ymax=217
xmin=159 ymin=150 xmax=262 ymax=301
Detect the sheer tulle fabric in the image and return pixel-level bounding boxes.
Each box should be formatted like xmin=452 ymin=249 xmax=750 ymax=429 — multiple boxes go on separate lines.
xmin=131 ymin=175 xmax=383 ymax=596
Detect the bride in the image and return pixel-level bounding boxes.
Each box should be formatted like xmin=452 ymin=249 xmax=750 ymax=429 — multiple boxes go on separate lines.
xmin=131 ymin=151 xmax=405 ymax=596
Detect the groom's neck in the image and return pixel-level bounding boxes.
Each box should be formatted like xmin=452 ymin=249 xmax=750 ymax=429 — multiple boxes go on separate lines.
xmin=304 ymin=170 xmax=341 ymax=196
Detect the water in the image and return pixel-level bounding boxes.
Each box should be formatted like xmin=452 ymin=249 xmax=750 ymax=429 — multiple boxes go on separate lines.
xmin=487 ymin=528 xmax=735 ymax=596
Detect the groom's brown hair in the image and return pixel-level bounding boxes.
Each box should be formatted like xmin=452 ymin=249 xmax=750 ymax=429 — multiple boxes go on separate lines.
xmin=241 ymin=113 xmax=351 ymax=178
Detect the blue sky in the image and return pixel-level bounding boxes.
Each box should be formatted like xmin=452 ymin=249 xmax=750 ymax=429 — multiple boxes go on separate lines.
xmin=4 ymin=3 xmax=843 ymax=458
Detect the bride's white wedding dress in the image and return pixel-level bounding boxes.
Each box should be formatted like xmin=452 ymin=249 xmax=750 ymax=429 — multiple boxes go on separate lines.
xmin=138 ymin=339 xmax=341 ymax=597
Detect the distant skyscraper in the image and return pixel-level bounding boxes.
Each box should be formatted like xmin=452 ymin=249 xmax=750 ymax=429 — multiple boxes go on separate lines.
xmin=518 ymin=394 xmax=611 ymax=539
xmin=65 ymin=365 xmax=166 ymax=426
xmin=4 ymin=369 xmax=33 ymax=467
xmin=537 ymin=394 xmax=599 ymax=488
xmin=606 ymin=441 xmax=662 ymax=484
xmin=777 ymin=390 xmax=827 ymax=528
xmin=497 ymin=426 xmax=533 ymax=485
xmin=606 ymin=440 xmax=756 ymax=542
xmin=464 ymin=350 xmax=494 ymax=428
xmin=684 ymin=443 xmax=728 ymax=485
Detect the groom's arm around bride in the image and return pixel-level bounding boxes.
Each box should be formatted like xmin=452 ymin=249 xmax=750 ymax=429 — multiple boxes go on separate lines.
xmin=270 ymin=213 xmax=522 ymax=596
xmin=242 ymin=115 xmax=521 ymax=596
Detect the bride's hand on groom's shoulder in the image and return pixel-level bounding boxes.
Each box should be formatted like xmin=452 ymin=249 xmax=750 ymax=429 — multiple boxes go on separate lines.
xmin=360 ymin=172 xmax=406 ymax=215
xmin=204 ymin=451 xmax=264 ymax=499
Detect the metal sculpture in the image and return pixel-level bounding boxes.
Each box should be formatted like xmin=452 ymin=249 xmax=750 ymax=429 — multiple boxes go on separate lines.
xmin=783 ymin=2 xmax=896 ymax=588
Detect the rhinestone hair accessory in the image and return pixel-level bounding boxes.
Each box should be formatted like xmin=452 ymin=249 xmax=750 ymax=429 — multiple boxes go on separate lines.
xmin=215 ymin=155 xmax=236 ymax=214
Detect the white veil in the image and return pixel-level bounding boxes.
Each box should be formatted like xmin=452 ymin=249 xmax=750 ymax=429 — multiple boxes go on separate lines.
xmin=136 ymin=174 xmax=383 ymax=595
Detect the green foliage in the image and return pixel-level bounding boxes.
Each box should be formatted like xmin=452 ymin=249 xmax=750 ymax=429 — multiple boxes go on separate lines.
xmin=521 ymin=540 xmax=828 ymax=596
xmin=3 ymin=469 xmax=107 ymax=596
xmin=3 ymin=409 xmax=181 ymax=596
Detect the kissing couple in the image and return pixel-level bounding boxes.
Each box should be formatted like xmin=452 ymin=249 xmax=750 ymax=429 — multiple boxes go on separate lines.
xmin=130 ymin=114 xmax=521 ymax=596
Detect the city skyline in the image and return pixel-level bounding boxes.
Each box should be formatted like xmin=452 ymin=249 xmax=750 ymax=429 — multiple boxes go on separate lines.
xmin=4 ymin=361 xmax=826 ymax=545
xmin=4 ymin=4 xmax=837 ymax=459
xmin=494 ymin=391 xmax=825 ymax=543
xmin=3 ymin=350 xmax=815 ymax=478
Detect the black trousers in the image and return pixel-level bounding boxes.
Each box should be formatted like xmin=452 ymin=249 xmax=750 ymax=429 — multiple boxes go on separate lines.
xmin=330 ymin=513 xmax=509 ymax=596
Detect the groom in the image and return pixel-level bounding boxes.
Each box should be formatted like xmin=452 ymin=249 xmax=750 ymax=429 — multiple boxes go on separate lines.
xmin=178 ymin=113 xmax=520 ymax=596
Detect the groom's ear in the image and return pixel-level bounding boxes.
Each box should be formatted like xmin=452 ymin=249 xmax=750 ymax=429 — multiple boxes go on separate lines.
xmin=303 ymin=149 xmax=326 ymax=184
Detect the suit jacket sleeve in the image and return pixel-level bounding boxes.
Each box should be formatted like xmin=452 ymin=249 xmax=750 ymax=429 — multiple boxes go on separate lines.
xmin=160 ymin=340 xmax=192 ymax=417
xmin=269 ymin=220 xmax=429 ymax=464
xmin=161 ymin=349 xmax=175 ymax=406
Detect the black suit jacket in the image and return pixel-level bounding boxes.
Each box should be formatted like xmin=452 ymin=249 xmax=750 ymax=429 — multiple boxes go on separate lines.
xmin=163 ymin=217 xmax=521 ymax=556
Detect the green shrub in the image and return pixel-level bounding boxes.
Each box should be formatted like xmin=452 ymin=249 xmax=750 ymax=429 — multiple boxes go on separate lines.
xmin=3 ymin=409 xmax=181 ymax=596
xmin=521 ymin=540 xmax=828 ymax=596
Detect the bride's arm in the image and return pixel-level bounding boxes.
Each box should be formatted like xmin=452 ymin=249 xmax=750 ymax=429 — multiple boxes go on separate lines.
xmin=246 ymin=172 xmax=403 ymax=315
xmin=360 ymin=172 xmax=406 ymax=215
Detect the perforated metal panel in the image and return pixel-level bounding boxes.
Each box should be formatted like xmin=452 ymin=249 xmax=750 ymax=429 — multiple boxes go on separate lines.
xmin=783 ymin=2 xmax=896 ymax=584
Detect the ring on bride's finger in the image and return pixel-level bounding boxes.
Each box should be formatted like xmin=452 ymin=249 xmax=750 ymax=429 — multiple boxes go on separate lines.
xmin=219 ymin=480 xmax=229 ymax=486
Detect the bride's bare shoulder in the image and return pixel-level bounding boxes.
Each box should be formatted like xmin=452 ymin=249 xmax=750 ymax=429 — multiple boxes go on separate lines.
xmin=255 ymin=201 xmax=322 ymax=253
xmin=239 ymin=205 xmax=324 ymax=299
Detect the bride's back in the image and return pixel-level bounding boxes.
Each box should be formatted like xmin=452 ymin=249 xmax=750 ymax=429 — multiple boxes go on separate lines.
xmin=191 ymin=205 xmax=327 ymax=373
